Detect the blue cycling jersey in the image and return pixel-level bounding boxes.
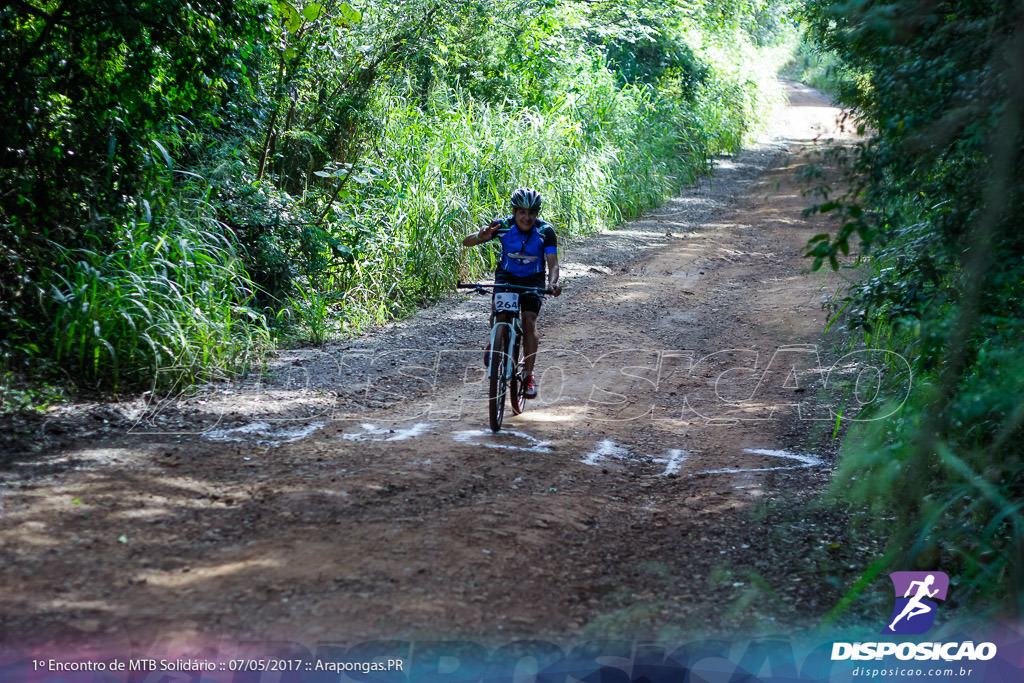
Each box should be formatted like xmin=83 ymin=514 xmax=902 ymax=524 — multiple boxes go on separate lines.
xmin=491 ymin=216 xmax=558 ymax=278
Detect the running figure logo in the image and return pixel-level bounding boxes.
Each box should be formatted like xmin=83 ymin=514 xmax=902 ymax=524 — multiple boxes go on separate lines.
xmin=882 ymin=571 xmax=950 ymax=635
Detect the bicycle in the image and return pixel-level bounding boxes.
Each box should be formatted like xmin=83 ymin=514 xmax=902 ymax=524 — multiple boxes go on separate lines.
xmin=457 ymin=282 xmax=554 ymax=432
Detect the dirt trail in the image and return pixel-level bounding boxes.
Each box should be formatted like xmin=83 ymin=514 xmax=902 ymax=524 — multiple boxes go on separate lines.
xmin=0 ymin=82 xmax=871 ymax=651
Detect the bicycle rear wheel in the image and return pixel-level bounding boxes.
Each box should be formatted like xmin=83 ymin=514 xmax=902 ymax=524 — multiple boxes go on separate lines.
xmin=488 ymin=325 xmax=509 ymax=432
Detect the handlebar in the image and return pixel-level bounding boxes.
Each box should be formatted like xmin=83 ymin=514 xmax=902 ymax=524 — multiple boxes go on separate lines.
xmin=457 ymin=282 xmax=557 ymax=296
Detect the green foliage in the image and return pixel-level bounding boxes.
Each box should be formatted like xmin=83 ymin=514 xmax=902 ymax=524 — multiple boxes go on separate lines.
xmin=780 ymin=37 xmax=862 ymax=97
xmin=1 ymin=0 xmax=792 ymax=391
xmin=238 ymin=0 xmax=791 ymax=332
xmin=43 ymin=196 xmax=271 ymax=391
xmin=0 ymin=0 xmax=271 ymax=389
xmin=800 ymin=0 xmax=1024 ymax=616
xmin=590 ymin=6 xmax=709 ymax=94
xmin=0 ymin=373 xmax=65 ymax=415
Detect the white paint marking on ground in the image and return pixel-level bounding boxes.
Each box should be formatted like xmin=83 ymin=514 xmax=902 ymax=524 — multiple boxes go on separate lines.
xmin=203 ymin=421 xmax=327 ymax=446
xmin=452 ymin=430 xmax=553 ymax=453
xmin=653 ymin=449 xmax=690 ymax=476
xmin=693 ymin=447 xmax=824 ymax=475
xmin=204 ymin=421 xmax=272 ymax=440
xmin=581 ymin=439 xmax=631 ymax=465
xmin=342 ymin=423 xmax=434 ymax=442
xmin=743 ymin=448 xmax=822 ymax=466
xmin=342 ymin=423 xmax=386 ymax=439
xmin=582 ymin=441 xmax=689 ymax=477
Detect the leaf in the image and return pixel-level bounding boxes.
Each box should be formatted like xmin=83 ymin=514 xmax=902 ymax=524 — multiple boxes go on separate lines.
xmin=302 ymin=3 xmax=325 ymax=21
xmin=151 ymin=140 xmax=173 ymax=170
xmin=809 ymin=241 xmax=831 ymax=257
xmin=275 ymin=0 xmax=303 ymax=33
xmin=336 ymin=2 xmax=361 ymax=27
xmin=331 ymin=244 xmax=355 ymax=261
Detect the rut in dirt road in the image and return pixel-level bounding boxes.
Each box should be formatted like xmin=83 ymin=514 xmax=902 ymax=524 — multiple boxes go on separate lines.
xmin=0 ymin=82 xmax=875 ymax=649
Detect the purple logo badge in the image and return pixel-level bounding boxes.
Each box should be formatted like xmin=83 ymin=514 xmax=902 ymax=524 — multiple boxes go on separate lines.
xmin=882 ymin=571 xmax=949 ymax=635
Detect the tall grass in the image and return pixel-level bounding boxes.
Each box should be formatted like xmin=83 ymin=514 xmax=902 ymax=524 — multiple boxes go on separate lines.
xmin=43 ymin=199 xmax=270 ymax=391
xmin=295 ymin=44 xmax=788 ymax=334
xmin=4 ymin=1 xmax=797 ymax=390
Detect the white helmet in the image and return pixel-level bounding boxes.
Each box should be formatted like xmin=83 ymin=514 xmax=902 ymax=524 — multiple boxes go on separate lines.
xmin=510 ymin=187 xmax=542 ymax=211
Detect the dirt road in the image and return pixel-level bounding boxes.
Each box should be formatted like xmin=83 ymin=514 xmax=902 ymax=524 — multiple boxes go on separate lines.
xmin=0 ymin=82 xmax=876 ymax=652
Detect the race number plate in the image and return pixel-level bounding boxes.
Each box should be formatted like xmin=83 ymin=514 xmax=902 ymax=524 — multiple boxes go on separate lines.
xmin=494 ymin=292 xmax=520 ymax=312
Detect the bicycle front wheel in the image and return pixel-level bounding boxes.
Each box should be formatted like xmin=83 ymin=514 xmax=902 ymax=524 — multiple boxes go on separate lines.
xmin=510 ymin=333 xmax=526 ymax=415
xmin=488 ymin=325 xmax=509 ymax=432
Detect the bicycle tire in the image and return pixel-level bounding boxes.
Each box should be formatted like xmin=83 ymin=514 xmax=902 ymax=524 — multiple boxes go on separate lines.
xmin=509 ymin=331 xmax=526 ymax=415
xmin=488 ymin=325 xmax=509 ymax=432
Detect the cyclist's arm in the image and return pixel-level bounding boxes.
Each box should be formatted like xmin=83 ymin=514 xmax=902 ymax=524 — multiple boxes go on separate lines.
xmin=463 ymin=221 xmax=501 ymax=247
xmin=546 ymin=253 xmax=561 ymax=296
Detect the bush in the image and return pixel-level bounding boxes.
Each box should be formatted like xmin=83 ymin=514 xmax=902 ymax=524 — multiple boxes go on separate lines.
xmin=1 ymin=0 xmax=795 ymax=387
xmin=800 ymin=0 xmax=1024 ymax=618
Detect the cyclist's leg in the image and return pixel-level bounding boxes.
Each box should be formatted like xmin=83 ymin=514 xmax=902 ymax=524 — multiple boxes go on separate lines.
xmin=519 ymin=285 xmax=543 ymax=373
xmin=520 ymin=310 xmax=540 ymax=399
xmin=522 ymin=310 xmax=539 ymax=374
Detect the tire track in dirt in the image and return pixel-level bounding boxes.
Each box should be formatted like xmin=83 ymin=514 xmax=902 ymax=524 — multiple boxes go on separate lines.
xmin=0 ymin=82 xmax=870 ymax=650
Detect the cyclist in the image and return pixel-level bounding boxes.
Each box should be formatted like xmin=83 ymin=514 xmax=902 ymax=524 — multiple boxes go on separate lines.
xmin=462 ymin=187 xmax=562 ymax=398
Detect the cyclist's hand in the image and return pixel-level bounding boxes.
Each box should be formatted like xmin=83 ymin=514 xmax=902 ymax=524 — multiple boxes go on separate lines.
xmin=550 ymin=283 xmax=562 ymax=297
xmin=477 ymin=221 xmax=501 ymax=242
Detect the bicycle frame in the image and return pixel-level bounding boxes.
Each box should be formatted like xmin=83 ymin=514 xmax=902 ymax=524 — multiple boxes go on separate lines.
xmin=457 ymin=282 xmax=552 ymax=431
xmin=458 ymin=283 xmax=551 ymax=362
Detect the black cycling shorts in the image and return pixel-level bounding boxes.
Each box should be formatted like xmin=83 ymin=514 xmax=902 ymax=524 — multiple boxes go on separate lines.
xmin=494 ymin=271 xmax=545 ymax=314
